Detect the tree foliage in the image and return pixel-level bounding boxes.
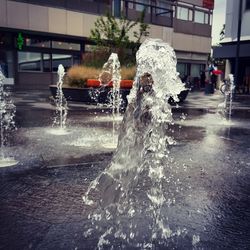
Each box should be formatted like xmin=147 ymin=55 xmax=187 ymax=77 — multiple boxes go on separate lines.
xmin=219 ymin=24 xmax=225 ymax=41
xmin=90 ymin=12 xmax=150 ymax=51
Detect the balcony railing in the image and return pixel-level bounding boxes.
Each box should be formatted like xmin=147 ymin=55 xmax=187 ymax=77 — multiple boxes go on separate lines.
xmin=122 ymin=0 xmax=174 ymax=27
xmin=12 ymin=0 xmax=112 ymax=16
xmin=12 ymin=0 xmax=174 ymax=27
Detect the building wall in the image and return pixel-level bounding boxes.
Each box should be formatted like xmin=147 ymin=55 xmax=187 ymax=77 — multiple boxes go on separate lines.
xmin=224 ymin=0 xmax=250 ymax=42
xmin=0 ymin=0 xmax=213 ymax=90
xmin=0 ymin=0 xmax=211 ymax=54
xmin=173 ymin=33 xmax=211 ymax=53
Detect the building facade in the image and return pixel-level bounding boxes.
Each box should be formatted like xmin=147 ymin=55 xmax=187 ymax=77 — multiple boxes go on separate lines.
xmin=213 ymin=0 xmax=250 ymax=94
xmin=0 ymin=0 xmax=214 ymax=90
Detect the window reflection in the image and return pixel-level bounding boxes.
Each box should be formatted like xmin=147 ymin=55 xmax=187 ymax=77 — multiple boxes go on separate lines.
xmin=43 ymin=54 xmax=51 ymax=72
xmin=177 ymin=7 xmax=189 ymax=20
xmin=18 ymin=52 xmax=42 ymax=71
xmin=52 ymin=41 xmax=80 ymax=51
xmin=194 ymin=10 xmax=205 ymax=24
xmin=52 ymin=54 xmax=73 ymax=72
xmin=26 ymin=38 xmax=50 ymax=48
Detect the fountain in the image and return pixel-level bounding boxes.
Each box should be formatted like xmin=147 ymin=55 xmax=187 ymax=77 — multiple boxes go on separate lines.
xmin=89 ymin=53 xmax=122 ymax=148
xmin=82 ymin=39 xmax=190 ymax=248
xmin=218 ymin=74 xmax=235 ymax=123
xmin=49 ymin=64 xmax=69 ymax=135
xmin=0 ymin=69 xmax=18 ymax=167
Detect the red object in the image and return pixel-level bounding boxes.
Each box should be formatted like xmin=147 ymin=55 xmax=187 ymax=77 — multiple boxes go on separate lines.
xmin=212 ymin=70 xmax=223 ymax=75
xmin=86 ymin=79 xmax=133 ymax=89
xmin=86 ymin=79 xmax=101 ymax=87
xmin=203 ymin=0 xmax=214 ymax=9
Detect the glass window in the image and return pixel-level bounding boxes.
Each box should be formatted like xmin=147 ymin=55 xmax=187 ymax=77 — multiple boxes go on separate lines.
xmin=136 ymin=0 xmax=149 ymax=12
xmin=177 ymin=63 xmax=188 ymax=79
xmin=18 ymin=52 xmax=42 ymax=71
xmin=52 ymin=54 xmax=73 ymax=72
xmin=204 ymin=13 xmax=209 ymax=24
xmin=85 ymin=44 xmax=97 ymax=52
xmin=26 ymin=38 xmax=50 ymax=48
xmin=0 ymin=32 xmax=12 ymax=48
xmin=73 ymin=55 xmax=80 ymax=65
xmin=190 ymin=64 xmax=201 ymax=77
xmin=43 ymin=53 xmax=51 ymax=72
xmin=246 ymin=0 xmax=250 ymax=10
xmin=188 ymin=9 xmax=193 ymax=21
xmin=194 ymin=10 xmax=205 ymax=24
xmin=156 ymin=1 xmax=171 ymax=17
xmin=177 ymin=7 xmax=188 ymax=20
xmin=52 ymin=41 xmax=81 ymax=51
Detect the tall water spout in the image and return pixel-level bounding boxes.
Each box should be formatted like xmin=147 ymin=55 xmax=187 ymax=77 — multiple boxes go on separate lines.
xmin=53 ymin=64 xmax=68 ymax=132
xmin=83 ymin=39 xmax=187 ymax=248
xmin=228 ymin=74 xmax=235 ymax=122
xmin=0 ymin=69 xmax=18 ymax=167
xmin=101 ymin=53 xmax=122 ymax=116
xmin=218 ymin=74 xmax=235 ymax=122
xmin=90 ymin=53 xmax=122 ymax=147
xmin=103 ymin=53 xmax=121 ymax=145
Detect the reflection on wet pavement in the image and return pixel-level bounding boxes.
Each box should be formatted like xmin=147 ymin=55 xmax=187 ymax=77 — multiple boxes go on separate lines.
xmin=0 ymin=90 xmax=250 ymax=249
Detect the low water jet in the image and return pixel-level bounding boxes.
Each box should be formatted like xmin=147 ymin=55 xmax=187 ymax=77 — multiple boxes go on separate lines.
xmin=49 ymin=64 xmax=69 ymax=135
xmin=89 ymin=53 xmax=122 ymax=148
xmin=0 ymin=69 xmax=18 ymax=167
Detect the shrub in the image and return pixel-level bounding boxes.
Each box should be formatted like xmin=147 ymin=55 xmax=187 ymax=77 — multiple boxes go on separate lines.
xmin=67 ymin=65 xmax=100 ymax=88
xmin=66 ymin=65 xmax=136 ymax=88
xmin=83 ymin=49 xmax=110 ymax=68
xmin=121 ymin=66 xmax=136 ymax=80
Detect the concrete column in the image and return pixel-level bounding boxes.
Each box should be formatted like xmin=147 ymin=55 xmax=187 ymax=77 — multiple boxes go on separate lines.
xmin=225 ymin=59 xmax=232 ymax=78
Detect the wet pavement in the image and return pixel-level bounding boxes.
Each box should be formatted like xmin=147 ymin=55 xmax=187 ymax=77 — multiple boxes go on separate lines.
xmin=1 ymin=90 xmax=250 ymax=249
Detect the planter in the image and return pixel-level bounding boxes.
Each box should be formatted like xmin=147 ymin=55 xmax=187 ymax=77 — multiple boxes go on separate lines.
xmin=49 ymin=85 xmax=93 ymax=103
xmin=50 ymin=83 xmax=189 ymax=107
xmin=86 ymin=79 xmax=133 ymax=89
xmin=49 ymin=85 xmax=131 ymax=105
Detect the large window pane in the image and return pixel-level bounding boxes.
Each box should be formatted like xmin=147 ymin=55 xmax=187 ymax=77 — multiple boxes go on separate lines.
xmin=188 ymin=9 xmax=193 ymax=21
xmin=205 ymin=13 xmax=209 ymax=24
xmin=52 ymin=54 xmax=73 ymax=72
xmin=43 ymin=53 xmax=51 ymax=72
xmin=156 ymin=1 xmax=171 ymax=17
xmin=18 ymin=52 xmax=42 ymax=71
xmin=0 ymin=50 xmax=14 ymax=77
xmin=246 ymin=0 xmax=250 ymax=10
xmin=177 ymin=63 xmax=188 ymax=79
xmin=26 ymin=38 xmax=50 ymax=48
xmin=190 ymin=64 xmax=201 ymax=77
xmin=194 ymin=10 xmax=205 ymax=23
xmin=136 ymin=0 xmax=150 ymax=12
xmin=177 ymin=7 xmax=188 ymax=20
xmin=52 ymin=41 xmax=80 ymax=51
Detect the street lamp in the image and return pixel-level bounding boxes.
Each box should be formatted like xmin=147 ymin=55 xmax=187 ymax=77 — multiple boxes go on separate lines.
xmin=235 ymin=0 xmax=243 ymax=92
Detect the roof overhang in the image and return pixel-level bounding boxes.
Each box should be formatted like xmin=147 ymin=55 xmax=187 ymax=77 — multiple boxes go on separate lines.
xmin=213 ymin=42 xmax=250 ymax=59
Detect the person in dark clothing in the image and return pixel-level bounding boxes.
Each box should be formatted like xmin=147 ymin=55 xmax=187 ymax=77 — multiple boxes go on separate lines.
xmin=200 ymin=70 xmax=206 ymax=88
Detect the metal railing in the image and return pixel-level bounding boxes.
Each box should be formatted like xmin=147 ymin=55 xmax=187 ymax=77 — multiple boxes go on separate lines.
xmin=122 ymin=0 xmax=174 ymax=27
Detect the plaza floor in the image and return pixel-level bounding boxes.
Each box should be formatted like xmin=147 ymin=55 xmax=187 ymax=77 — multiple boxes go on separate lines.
xmin=0 ymin=90 xmax=250 ymax=249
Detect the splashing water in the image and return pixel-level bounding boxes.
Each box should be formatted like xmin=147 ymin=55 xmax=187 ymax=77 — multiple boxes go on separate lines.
xmin=0 ymin=69 xmax=18 ymax=167
xmin=228 ymin=74 xmax=235 ymax=122
xmin=52 ymin=64 xmax=69 ymax=134
xmin=90 ymin=53 xmax=122 ymax=111
xmin=102 ymin=53 xmax=122 ymax=147
xmin=217 ymin=74 xmax=235 ymax=123
xmin=89 ymin=53 xmax=122 ymax=147
xmin=83 ymin=39 xmax=187 ymax=248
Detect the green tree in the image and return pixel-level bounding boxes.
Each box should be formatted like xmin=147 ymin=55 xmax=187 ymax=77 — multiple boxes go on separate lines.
xmin=219 ymin=24 xmax=225 ymax=41
xmin=89 ymin=11 xmax=150 ymax=65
